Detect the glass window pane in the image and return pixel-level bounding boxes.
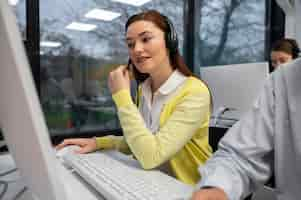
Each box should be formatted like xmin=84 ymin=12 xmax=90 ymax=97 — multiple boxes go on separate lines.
xmin=40 ymin=0 xmax=184 ymax=137
xmin=198 ymin=0 xmax=266 ymax=68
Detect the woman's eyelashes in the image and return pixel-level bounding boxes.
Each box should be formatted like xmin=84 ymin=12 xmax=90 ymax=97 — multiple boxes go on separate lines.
xmin=127 ymin=42 xmax=135 ymax=49
xmin=127 ymin=36 xmax=154 ymax=49
xmin=141 ymin=36 xmax=153 ymax=43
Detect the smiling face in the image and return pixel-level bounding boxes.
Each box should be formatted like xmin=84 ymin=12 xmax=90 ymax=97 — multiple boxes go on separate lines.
xmin=271 ymin=50 xmax=293 ymax=69
xmin=126 ymin=20 xmax=171 ymax=76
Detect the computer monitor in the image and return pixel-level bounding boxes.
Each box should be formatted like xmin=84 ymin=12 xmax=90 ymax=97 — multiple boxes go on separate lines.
xmin=200 ymin=62 xmax=269 ymax=127
xmin=0 ymin=1 xmax=66 ymax=200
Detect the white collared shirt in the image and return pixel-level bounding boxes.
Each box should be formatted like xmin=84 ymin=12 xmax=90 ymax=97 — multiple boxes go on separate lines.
xmin=139 ymin=70 xmax=187 ymax=133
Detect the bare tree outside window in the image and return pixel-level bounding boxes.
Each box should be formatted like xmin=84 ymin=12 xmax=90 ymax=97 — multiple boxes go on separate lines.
xmin=198 ymin=0 xmax=266 ymax=67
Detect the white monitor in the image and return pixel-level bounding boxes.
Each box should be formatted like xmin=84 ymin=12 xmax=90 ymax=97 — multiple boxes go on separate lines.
xmin=200 ymin=62 xmax=269 ymax=127
xmin=0 ymin=1 xmax=66 ymax=200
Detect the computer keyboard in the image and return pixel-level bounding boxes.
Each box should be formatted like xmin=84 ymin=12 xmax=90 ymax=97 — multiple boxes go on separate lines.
xmin=59 ymin=150 xmax=193 ymax=200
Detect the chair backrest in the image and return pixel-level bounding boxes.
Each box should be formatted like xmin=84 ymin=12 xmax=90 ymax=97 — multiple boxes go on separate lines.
xmin=209 ymin=127 xmax=228 ymax=152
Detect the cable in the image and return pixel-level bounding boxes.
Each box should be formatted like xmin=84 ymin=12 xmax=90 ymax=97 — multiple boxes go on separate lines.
xmin=11 ymin=186 xmax=27 ymax=200
xmin=0 ymin=180 xmax=8 ymax=200
xmin=0 ymin=168 xmax=17 ymax=177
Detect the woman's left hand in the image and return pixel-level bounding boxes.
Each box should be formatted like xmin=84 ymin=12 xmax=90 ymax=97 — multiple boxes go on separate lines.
xmin=108 ymin=65 xmax=130 ymax=94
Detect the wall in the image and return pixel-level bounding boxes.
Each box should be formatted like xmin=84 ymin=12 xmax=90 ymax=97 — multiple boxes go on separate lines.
xmin=276 ymin=0 xmax=301 ymax=45
xmin=295 ymin=0 xmax=301 ymax=45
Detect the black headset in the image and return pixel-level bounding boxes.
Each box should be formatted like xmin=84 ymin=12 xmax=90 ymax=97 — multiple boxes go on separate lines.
xmin=125 ymin=11 xmax=179 ymax=88
xmin=126 ymin=12 xmax=179 ymax=56
xmin=162 ymin=15 xmax=179 ymax=55
xmin=133 ymin=15 xmax=179 ymax=107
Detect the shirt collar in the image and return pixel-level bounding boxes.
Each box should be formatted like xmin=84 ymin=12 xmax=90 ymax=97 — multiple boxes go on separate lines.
xmin=141 ymin=70 xmax=187 ymax=96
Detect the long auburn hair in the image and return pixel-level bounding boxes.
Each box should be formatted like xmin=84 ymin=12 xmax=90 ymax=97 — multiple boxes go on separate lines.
xmin=125 ymin=10 xmax=193 ymax=83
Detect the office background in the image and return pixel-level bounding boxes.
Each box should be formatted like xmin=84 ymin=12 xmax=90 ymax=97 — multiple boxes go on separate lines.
xmin=5 ymin=0 xmax=285 ymax=144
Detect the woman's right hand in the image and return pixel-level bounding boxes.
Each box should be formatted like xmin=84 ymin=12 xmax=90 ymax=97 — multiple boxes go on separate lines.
xmin=55 ymin=138 xmax=97 ymax=154
xmin=108 ymin=65 xmax=130 ymax=94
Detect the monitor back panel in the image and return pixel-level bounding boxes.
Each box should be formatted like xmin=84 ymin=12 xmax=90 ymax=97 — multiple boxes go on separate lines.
xmin=200 ymin=62 xmax=269 ymax=121
xmin=0 ymin=2 xmax=66 ymax=200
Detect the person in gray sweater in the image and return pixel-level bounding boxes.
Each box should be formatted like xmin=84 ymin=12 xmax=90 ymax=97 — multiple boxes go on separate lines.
xmin=192 ymin=58 xmax=301 ymax=200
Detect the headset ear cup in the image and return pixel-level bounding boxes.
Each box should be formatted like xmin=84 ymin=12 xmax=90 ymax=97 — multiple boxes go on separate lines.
xmin=164 ymin=17 xmax=178 ymax=55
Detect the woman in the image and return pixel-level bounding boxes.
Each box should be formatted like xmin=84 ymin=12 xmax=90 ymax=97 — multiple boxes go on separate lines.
xmin=270 ymin=38 xmax=300 ymax=70
xmin=57 ymin=10 xmax=212 ymax=185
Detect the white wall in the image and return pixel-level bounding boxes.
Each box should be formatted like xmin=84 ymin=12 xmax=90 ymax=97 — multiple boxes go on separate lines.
xmin=295 ymin=0 xmax=301 ymax=45
xmin=276 ymin=0 xmax=301 ymax=45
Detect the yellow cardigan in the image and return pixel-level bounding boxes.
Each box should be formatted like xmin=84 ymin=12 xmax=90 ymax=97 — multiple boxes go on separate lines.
xmin=96 ymin=77 xmax=212 ymax=185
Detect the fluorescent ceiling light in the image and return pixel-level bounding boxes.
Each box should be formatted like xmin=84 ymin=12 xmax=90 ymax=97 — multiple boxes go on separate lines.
xmin=8 ymin=0 xmax=19 ymax=6
xmin=85 ymin=9 xmax=121 ymax=21
xmin=66 ymin=22 xmax=97 ymax=32
xmin=111 ymin=0 xmax=152 ymax=7
xmin=40 ymin=41 xmax=62 ymax=48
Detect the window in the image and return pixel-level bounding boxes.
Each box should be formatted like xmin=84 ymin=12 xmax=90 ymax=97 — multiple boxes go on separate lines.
xmin=197 ymin=0 xmax=266 ymax=68
xmin=39 ymin=0 xmax=184 ymax=137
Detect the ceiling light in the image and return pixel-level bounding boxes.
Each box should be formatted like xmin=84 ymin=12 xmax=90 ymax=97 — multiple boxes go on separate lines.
xmin=111 ymin=0 xmax=152 ymax=7
xmin=40 ymin=41 xmax=62 ymax=48
xmin=8 ymin=0 xmax=19 ymax=6
xmin=85 ymin=9 xmax=121 ymax=21
xmin=66 ymin=22 xmax=97 ymax=32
